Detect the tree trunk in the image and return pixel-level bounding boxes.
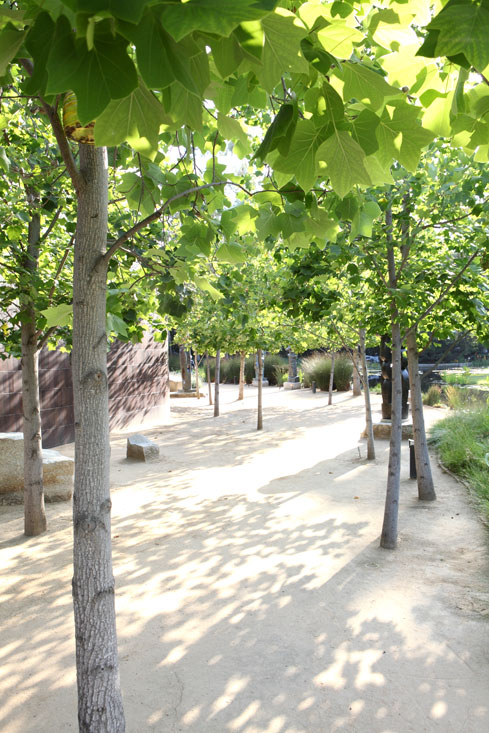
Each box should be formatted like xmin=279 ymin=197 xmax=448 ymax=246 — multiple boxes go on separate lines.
xmin=351 ymin=349 xmax=362 ymax=396
xmin=21 ymin=199 xmax=46 ymax=536
xmin=194 ymin=347 xmax=200 ymax=397
xmin=406 ymin=328 xmax=436 ymax=501
xmin=214 ymin=349 xmax=220 ymax=417
xmin=72 ymin=145 xmax=125 ymax=731
xmin=179 ymin=346 xmax=191 ymax=391
xmin=238 ymin=351 xmax=245 ymax=401
xmin=359 ymin=328 xmax=375 ymax=460
xmin=328 ymin=353 xmax=335 ymax=406
xmin=380 ymin=211 xmax=402 ymax=550
xmin=257 ymin=348 xmax=263 ymax=430
xmin=206 ymin=352 xmax=213 ymax=405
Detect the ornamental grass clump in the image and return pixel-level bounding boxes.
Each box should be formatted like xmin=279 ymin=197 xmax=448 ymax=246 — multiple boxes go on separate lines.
xmin=423 ymin=384 xmax=443 ymax=406
xmin=301 ymin=353 xmax=352 ymax=392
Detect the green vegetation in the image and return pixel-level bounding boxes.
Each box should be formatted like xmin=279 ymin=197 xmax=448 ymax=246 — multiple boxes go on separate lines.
xmin=429 ymin=408 xmax=489 ymax=524
xmin=442 ymin=370 xmax=489 ymax=387
xmin=301 ymin=353 xmax=352 ymax=392
xmin=423 ymin=384 xmax=443 ymax=407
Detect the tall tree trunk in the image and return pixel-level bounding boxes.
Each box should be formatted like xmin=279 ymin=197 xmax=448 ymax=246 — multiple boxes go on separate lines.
xmin=381 ymin=211 xmax=402 ymax=550
xmin=214 ymin=349 xmax=220 ymax=417
xmin=359 ymin=328 xmax=375 ymax=460
xmin=22 ymin=197 xmax=46 ymax=536
xmin=351 ymin=348 xmax=362 ymax=396
xmin=257 ymin=348 xmax=263 ymax=430
xmin=406 ymin=328 xmax=436 ymax=501
xmin=328 ymin=352 xmax=335 ymax=406
xmin=238 ymin=351 xmax=245 ymax=401
xmin=206 ymin=352 xmax=213 ymax=406
xmin=72 ymin=146 xmax=125 ymax=731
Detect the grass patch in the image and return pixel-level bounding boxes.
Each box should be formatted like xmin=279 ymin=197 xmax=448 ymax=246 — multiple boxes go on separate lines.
xmin=429 ymin=407 xmax=489 ymax=524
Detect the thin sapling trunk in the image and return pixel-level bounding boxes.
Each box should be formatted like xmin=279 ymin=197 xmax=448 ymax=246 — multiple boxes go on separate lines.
xmin=328 ymin=353 xmax=335 ymax=406
xmin=257 ymin=348 xmax=263 ymax=430
xmin=238 ymin=351 xmax=245 ymax=401
xmin=21 ymin=195 xmax=46 ymax=536
xmin=206 ymin=352 xmax=213 ymax=405
xmin=214 ymin=349 xmax=220 ymax=417
xmin=359 ymin=328 xmax=375 ymax=460
xmin=406 ymin=328 xmax=436 ymax=501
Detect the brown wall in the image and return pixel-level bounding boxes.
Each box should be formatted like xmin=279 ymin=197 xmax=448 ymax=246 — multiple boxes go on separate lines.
xmin=0 ymin=333 xmax=169 ymax=448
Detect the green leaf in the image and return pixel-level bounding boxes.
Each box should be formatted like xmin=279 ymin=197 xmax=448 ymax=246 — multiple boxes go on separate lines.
xmin=316 ymin=131 xmax=371 ymax=198
xmin=216 ymin=242 xmax=248 ymax=264
xmin=350 ymin=109 xmax=380 ymax=155
xmin=376 ymin=101 xmax=434 ymax=171
xmin=340 ymin=61 xmax=401 ymax=111
xmin=160 ymin=0 xmax=274 ymax=43
xmin=270 ymin=119 xmax=326 ymax=191
xmin=0 ymin=146 xmax=9 ymax=172
xmin=254 ymin=101 xmax=297 ymax=160
xmin=122 ymin=12 xmax=199 ymax=94
xmin=258 ymin=9 xmax=309 ymax=92
xmin=194 ymin=276 xmax=224 ymax=301
xmin=0 ymin=23 xmax=25 ymax=76
xmin=350 ymin=200 xmax=381 ymax=239
xmin=221 ymin=205 xmax=257 ymax=237
xmin=317 ymin=20 xmax=363 ymax=58
xmin=428 ymin=2 xmax=489 ymax=71
xmin=41 ymin=303 xmax=72 ymax=328
xmin=23 ymin=12 xmax=55 ymax=95
xmin=80 ymin=0 xmax=149 ymax=23
xmin=94 ymin=78 xmax=169 ymax=157
xmin=46 ymin=18 xmax=138 ymax=123
xmin=217 ymin=113 xmax=251 ymax=154
xmin=106 ymin=312 xmax=128 ymax=337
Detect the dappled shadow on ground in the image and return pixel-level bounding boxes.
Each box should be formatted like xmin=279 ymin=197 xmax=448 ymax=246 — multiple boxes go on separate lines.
xmin=1 ymin=389 xmax=488 ymax=732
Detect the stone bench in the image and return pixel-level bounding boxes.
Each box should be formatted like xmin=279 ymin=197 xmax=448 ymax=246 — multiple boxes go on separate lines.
xmin=0 ymin=432 xmax=74 ymax=503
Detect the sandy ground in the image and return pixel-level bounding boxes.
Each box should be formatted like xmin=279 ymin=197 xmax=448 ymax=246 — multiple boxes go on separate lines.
xmin=1 ymin=385 xmax=489 ymax=733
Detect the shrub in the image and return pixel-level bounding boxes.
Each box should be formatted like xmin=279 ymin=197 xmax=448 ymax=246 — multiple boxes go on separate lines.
xmin=423 ymin=384 xmax=443 ymax=406
xmin=300 ymin=352 xmax=352 ymax=392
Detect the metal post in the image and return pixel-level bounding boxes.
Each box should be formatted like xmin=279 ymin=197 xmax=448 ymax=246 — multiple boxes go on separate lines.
xmin=408 ymin=438 xmax=416 ymax=479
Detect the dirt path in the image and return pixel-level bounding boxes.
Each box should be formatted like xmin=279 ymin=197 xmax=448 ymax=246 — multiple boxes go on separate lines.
xmin=1 ymin=385 xmax=488 ymax=732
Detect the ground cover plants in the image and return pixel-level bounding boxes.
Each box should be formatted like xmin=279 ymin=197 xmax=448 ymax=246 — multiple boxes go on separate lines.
xmin=429 ymin=407 xmax=489 ymax=524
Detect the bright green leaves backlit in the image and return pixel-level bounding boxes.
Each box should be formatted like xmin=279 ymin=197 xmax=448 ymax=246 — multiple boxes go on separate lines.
xmin=419 ymin=0 xmax=489 ymax=71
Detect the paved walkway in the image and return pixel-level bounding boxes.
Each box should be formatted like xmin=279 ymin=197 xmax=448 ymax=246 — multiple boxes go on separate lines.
xmin=1 ymin=386 xmax=488 ymax=732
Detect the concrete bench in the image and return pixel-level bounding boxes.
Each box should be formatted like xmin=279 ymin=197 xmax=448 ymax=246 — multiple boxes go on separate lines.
xmin=0 ymin=432 xmax=74 ymax=503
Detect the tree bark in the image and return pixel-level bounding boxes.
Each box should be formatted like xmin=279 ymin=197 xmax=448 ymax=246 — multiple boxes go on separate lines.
xmin=206 ymin=352 xmax=213 ymax=405
xmin=406 ymin=328 xmax=436 ymax=501
xmin=214 ymin=349 xmax=220 ymax=417
xmin=351 ymin=349 xmax=362 ymax=396
xmin=328 ymin=353 xmax=335 ymax=406
xmin=257 ymin=348 xmax=263 ymax=430
xmin=193 ymin=347 xmax=200 ymax=397
xmin=380 ymin=210 xmax=402 ymax=550
xmin=72 ymin=145 xmax=125 ymax=731
xmin=238 ymin=351 xmax=245 ymax=401
xmin=21 ymin=198 xmax=46 ymax=537
xmin=359 ymin=329 xmax=375 ymax=460
xmin=179 ymin=346 xmax=191 ymax=391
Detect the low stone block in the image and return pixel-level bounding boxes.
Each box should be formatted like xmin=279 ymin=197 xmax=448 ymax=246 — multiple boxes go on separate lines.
xmin=0 ymin=432 xmax=73 ymax=502
xmin=127 ymin=433 xmax=160 ymax=462
xmin=283 ymin=381 xmax=302 ymax=390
